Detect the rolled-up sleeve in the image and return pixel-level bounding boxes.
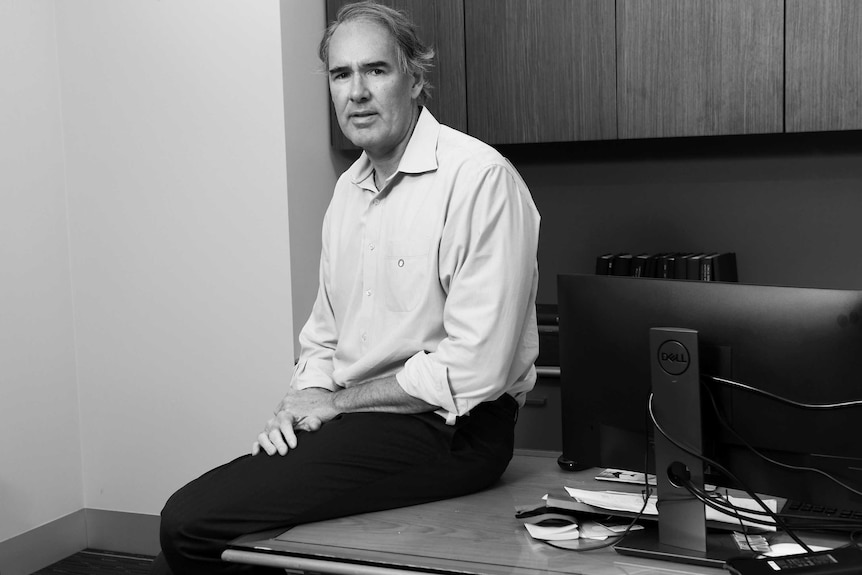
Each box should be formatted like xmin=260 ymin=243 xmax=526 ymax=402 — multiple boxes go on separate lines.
xmin=292 ymin=208 xmax=340 ymax=393
xmin=394 ymin=163 xmax=540 ymax=421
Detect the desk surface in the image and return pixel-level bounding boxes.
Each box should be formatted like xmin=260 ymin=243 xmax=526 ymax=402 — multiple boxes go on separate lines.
xmin=223 ymin=451 xmax=731 ymax=575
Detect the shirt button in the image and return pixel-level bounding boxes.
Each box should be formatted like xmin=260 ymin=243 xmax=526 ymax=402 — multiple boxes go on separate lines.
xmin=369 ymin=243 xmax=375 ymax=251
xmin=373 ymin=199 xmax=381 ymax=206
xmin=365 ymin=289 xmax=372 ymax=297
xmin=361 ymin=332 xmax=367 ymax=342
xmin=397 ymin=259 xmax=405 ymax=267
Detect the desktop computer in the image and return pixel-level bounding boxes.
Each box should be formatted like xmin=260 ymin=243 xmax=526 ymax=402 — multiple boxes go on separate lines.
xmin=556 ymin=274 xmax=862 ymax=567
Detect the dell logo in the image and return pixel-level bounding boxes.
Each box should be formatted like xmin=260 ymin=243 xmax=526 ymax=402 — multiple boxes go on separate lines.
xmin=657 ymin=340 xmax=690 ymax=376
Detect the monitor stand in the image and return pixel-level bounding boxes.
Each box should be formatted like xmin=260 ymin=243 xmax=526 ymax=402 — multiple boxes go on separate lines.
xmin=614 ymin=328 xmax=752 ymax=568
xmin=615 ymin=525 xmax=744 ymax=568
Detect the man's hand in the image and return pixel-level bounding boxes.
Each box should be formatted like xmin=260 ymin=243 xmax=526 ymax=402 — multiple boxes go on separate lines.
xmin=252 ymin=376 xmax=435 ymax=455
xmin=252 ymin=387 xmax=337 ymax=456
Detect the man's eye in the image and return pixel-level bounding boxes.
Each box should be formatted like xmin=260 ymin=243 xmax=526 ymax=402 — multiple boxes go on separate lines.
xmin=369 ymin=68 xmax=384 ymax=76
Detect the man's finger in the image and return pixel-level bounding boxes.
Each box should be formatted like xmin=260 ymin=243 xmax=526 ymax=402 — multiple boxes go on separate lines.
xmin=297 ymin=416 xmax=322 ymax=432
xmin=257 ymin=431 xmax=277 ymax=456
xmin=279 ymin=419 xmax=298 ymax=451
xmin=268 ymin=428 xmax=288 ymax=456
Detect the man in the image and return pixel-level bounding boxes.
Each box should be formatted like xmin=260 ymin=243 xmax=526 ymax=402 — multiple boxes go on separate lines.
xmin=152 ymin=2 xmax=539 ymax=573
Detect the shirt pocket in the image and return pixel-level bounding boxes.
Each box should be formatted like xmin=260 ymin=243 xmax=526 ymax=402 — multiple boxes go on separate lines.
xmin=383 ymin=236 xmax=430 ymax=312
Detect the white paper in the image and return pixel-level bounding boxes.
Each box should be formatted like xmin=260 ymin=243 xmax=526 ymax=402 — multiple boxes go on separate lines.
xmin=524 ymin=522 xmax=580 ymax=541
xmin=563 ymin=487 xmax=777 ymax=531
xmin=565 ymin=487 xmax=658 ymax=515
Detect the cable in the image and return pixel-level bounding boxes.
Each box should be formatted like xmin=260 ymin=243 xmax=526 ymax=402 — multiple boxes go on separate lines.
xmin=682 ymin=480 xmax=779 ymax=528
xmin=648 ymin=393 xmax=814 ymax=553
xmin=707 ymin=375 xmax=862 ymax=410
xmin=701 ymin=380 xmax=862 ymax=501
xmin=682 ymin=481 xmax=774 ymax=554
xmin=539 ymin=505 xmax=651 ymax=552
xmin=542 ymin=482 xmax=654 ymax=553
xmin=548 ymin=411 xmax=656 ymax=553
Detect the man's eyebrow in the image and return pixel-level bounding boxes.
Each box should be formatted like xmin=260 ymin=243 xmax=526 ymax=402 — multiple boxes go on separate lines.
xmin=361 ymin=61 xmax=391 ymax=70
xmin=329 ymin=61 xmax=393 ymax=75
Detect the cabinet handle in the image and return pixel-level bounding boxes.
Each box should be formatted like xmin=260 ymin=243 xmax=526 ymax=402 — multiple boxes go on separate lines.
xmin=535 ymin=366 xmax=560 ymax=378
xmin=524 ymin=396 xmax=548 ymax=407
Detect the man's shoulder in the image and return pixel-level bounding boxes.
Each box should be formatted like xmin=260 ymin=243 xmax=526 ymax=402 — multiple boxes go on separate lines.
xmin=437 ymin=125 xmax=514 ymax=183
xmin=437 ymin=124 xmax=506 ymax=169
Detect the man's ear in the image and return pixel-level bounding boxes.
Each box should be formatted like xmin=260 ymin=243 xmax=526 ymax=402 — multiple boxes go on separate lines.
xmin=410 ymin=73 xmax=424 ymax=100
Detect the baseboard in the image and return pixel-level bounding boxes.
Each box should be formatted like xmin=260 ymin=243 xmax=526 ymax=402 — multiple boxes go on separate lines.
xmin=0 ymin=509 xmax=160 ymax=575
xmin=0 ymin=510 xmax=87 ymax=575
xmin=84 ymin=509 xmax=161 ymax=556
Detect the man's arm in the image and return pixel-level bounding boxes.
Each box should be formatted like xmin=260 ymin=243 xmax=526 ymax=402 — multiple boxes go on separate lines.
xmin=396 ymin=161 xmax=540 ymax=420
xmin=253 ymin=375 xmax=435 ymax=456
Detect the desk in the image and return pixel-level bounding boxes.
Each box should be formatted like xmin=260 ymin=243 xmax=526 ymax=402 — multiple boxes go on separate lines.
xmin=223 ymin=451 xmax=726 ymax=575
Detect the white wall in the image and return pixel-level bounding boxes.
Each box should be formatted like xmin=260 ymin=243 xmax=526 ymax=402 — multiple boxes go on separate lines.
xmin=281 ymin=3 xmax=351 ymax=350
xmin=53 ymin=0 xmax=294 ymax=515
xmin=1 ymin=0 xmax=342 ymax=553
xmin=0 ymin=0 xmax=84 ymax=543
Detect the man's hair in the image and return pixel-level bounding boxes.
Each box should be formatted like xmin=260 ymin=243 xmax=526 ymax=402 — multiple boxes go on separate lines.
xmin=318 ymin=1 xmax=435 ymax=104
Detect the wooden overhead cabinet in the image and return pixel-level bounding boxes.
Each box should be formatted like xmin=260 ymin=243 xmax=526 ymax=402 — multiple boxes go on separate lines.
xmin=324 ymin=0 xmax=467 ymax=149
xmin=616 ymin=0 xmax=784 ymax=139
xmin=786 ymin=0 xmax=862 ymax=133
xmin=465 ymin=0 xmax=617 ymax=144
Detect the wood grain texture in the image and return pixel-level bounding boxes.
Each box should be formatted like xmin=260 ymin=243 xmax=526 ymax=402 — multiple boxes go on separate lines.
xmin=465 ymin=0 xmax=617 ymax=144
xmin=325 ymin=0 xmax=467 ymax=150
xmin=241 ymin=453 xmax=724 ymax=575
xmin=786 ymin=0 xmax=862 ymax=132
xmin=617 ymin=0 xmax=784 ymax=139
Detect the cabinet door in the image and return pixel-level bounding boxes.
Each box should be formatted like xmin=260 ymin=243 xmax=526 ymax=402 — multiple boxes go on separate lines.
xmin=786 ymin=0 xmax=862 ymax=132
xmin=514 ymin=370 xmax=562 ymax=452
xmin=465 ymin=0 xmax=616 ymax=144
xmin=617 ymin=0 xmax=783 ymax=139
xmin=324 ymin=0 xmax=466 ymax=150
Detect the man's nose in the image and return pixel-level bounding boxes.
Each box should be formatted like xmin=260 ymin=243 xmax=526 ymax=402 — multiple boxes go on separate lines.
xmin=349 ymin=74 xmax=369 ymax=101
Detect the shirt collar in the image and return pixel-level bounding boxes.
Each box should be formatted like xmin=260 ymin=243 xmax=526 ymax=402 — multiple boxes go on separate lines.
xmin=350 ymin=107 xmax=440 ymax=191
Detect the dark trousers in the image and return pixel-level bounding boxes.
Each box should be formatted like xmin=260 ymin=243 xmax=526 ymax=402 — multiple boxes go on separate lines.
xmin=152 ymin=394 xmax=517 ymax=574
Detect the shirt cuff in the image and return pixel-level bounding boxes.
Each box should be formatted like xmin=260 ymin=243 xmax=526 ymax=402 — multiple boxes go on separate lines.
xmin=396 ymin=352 xmax=458 ymax=425
xmin=291 ymin=359 xmax=340 ymax=392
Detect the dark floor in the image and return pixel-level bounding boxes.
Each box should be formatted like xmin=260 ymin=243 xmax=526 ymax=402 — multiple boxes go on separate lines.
xmin=33 ymin=549 xmax=154 ymax=575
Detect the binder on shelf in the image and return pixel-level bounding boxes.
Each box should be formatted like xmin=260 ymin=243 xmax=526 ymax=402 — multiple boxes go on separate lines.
xmin=611 ymin=253 xmax=633 ymax=276
xmin=595 ymin=253 xmax=614 ymax=275
xmin=686 ymin=253 xmax=705 ymax=280
xmin=657 ymin=253 xmax=675 ymax=279
xmin=673 ymin=253 xmax=690 ymax=280
xmin=631 ymin=253 xmax=650 ymax=278
xmin=644 ymin=254 xmax=661 ymax=278
xmin=593 ymin=251 xmax=737 ymax=283
xmin=712 ymin=252 xmax=738 ymax=282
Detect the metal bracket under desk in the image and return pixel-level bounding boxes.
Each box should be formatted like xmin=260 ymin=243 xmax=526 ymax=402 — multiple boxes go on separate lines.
xmin=222 ymin=549 xmax=428 ymax=575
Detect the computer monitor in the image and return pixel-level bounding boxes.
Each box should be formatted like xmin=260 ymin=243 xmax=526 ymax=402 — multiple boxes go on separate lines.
xmin=557 ymin=274 xmax=862 ymax=566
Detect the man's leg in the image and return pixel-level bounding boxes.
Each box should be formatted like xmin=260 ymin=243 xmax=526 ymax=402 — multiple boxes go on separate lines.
xmin=153 ymin=396 xmax=516 ymax=575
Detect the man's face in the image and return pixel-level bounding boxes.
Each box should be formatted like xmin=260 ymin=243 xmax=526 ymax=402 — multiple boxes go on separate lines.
xmin=327 ymin=20 xmax=422 ymax=161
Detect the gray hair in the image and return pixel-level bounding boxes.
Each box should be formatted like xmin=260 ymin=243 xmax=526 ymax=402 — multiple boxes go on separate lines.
xmin=318 ymin=1 xmax=435 ymax=104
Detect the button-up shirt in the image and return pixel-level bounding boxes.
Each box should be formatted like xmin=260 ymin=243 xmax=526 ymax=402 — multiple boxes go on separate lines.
xmin=292 ymin=108 xmax=540 ymax=424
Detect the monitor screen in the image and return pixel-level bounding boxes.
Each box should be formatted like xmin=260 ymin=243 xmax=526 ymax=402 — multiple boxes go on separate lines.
xmin=557 ymin=274 xmax=862 ymax=563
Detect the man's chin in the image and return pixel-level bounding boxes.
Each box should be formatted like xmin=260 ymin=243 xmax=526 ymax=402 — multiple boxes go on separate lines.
xmin=344 ymin=130 xmax=376 ymax=151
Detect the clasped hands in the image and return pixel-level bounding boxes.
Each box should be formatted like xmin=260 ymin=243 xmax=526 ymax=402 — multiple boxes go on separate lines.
xmin=252 ymin=386 xmax=339 ymax=456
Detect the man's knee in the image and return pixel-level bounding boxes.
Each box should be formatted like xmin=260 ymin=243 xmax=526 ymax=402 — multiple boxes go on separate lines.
xmin=158 ymin=486 xmax=204 ymax=559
